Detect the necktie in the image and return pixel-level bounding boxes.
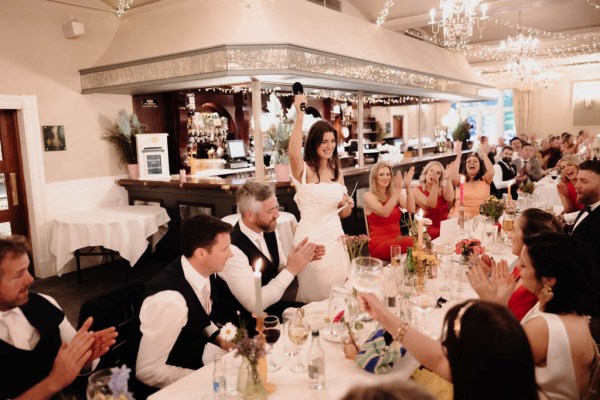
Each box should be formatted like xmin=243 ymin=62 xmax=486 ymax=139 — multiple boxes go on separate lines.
xmin=201 ymin=282 xmax=211 ymax=315
xmin=2 ymin=311 xmax=30 ymax=350
xmin=256 ymin=234 xmax=271 ymax=262
xmin=522 ymin=160 xmax=528 ymax=173
xmin=584 ymin=205 xmax=592 ymax=213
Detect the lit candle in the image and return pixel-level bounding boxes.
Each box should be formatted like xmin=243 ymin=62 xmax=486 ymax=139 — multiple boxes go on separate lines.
xmin=507 ymin=183 xmax=512 ymax=205
xmin=428 ymin=9 xmax=436 ymax=24
xmin=417 ymin=209 xmax=424 ymax=249
xmin=254 ymin=259 xmax=263 ymax=317
xmin=459 ymin=175 xmax=465 ymax=204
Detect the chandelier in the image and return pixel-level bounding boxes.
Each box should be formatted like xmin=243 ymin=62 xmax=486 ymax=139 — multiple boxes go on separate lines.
xmin=429 ymin=0 xmax=489 ymax=49
xmin=116 ymin=0 xmax=133 ymax=17
xmin=500 ymin=11 xmax=540 ymax=81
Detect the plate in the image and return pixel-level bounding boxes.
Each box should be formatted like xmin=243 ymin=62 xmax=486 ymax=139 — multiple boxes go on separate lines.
xmin=320 ymin=327 xmax=344 ymax=343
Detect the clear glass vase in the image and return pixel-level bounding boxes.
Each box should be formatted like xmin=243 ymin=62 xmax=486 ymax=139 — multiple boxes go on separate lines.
xmin=237 ymin=358 xmax=266 ymax=400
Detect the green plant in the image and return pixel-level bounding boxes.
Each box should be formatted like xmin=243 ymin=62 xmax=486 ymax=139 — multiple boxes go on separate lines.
xmin=267 ymin=115 xmax=291 ymax=164
xmin=102 ymin=110 xmax=146 ymax=167
xmin=452 ymin=120 xmax=471 ymax=142
xmin=479 ymin=195 xmax=506 ymax=221
xmin=520 ymin=182 xmax=535 ymax=195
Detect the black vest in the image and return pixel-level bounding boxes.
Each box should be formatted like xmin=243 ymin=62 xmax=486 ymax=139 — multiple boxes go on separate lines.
xmin=211 ymin=222 xmax=280 ymax=334
xmin=0 ymin=293 xmax=64 ymax=399
xmin=492 ymin=161 xmax=518 ymax=198
xmin=144 ymin=259 xmax=212 ymax=370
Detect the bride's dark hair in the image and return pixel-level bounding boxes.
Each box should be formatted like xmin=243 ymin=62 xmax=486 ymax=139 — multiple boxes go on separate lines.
xmin=303 ymin=120 xmax=340 ymax=183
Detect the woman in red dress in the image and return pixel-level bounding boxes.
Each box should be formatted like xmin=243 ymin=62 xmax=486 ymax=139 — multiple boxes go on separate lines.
xmin=556 ymin=155 xmax=584 ymax=213
xmin=413 ymin=161 xmax=456 ymax=239
xmin=363 ymin=162 xmax=415 ymax=260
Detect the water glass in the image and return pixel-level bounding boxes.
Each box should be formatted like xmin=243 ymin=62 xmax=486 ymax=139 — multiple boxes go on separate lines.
xmin=349 ymin=257 xmax=384 ymax=322
xmin=224 ymin=356 xmax=241 ymax=394
xmin=282 ymin=308 xmax=299 ymax=358
xmin=390 ymin=245 xmax=402 ymax=268
xmin=328 ymin=284 xmax=351 ymax=339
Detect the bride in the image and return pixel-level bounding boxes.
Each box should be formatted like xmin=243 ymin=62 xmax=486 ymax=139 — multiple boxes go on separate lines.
xmin=288 ymin=93 xmax=354 ymax=302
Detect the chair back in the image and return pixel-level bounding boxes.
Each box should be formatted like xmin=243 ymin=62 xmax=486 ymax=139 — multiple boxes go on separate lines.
xmin=364 ymin=210 xmax=370 ymax=237
xmin=77 ymin=280 xmax=145 ymax=370
xmin=584 ymin=344 xmax=600 ymax=400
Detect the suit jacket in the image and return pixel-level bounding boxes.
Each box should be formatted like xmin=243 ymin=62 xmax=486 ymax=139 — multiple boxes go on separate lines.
xmin=571 ymin=206 xmax=600 ymax=267
xmin=513 ymin=157 xmax=543 ymax=182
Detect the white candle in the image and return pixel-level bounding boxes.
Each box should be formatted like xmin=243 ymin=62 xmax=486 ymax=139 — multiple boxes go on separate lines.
xmin=253 ymin=259 xmax=263 ymax=317
xmin=507 ymin=183 xmax=512 ymax=204
xmin=417 ymin=209 xmax=424 ymax=249
xmin=459 ymin=175 xmax=465 ymax=204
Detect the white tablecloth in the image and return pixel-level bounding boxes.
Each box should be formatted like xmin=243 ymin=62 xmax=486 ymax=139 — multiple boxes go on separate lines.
xmin=222 ymin=211 xmax=298 ymax=255
xmin=534 ymin=175 xmax=562 ymax=208
xmin=50 ymin=205 xmax=170 ymax=275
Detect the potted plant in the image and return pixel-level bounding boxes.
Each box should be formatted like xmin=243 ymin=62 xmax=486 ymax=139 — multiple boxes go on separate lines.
xmin=102 ymin=110 xmax=146 ymax=179
xmin=452 ymin=120 xmax=472 ymax=150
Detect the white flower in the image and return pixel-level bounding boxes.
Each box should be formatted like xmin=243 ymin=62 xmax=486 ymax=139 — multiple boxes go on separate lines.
xmin=220 ymin=322 xmax=238 ymax=341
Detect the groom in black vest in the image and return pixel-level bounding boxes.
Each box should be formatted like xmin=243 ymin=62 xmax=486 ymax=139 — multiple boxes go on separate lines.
xmin=212 ymin=181 xmax=324 ymax=334
xmin=492 ymin=146 xmax=526 ymax=199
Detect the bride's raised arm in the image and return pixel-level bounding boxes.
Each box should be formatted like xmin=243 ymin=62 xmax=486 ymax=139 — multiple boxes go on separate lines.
xmin=289 ymin=94 xmax=306 ymax=182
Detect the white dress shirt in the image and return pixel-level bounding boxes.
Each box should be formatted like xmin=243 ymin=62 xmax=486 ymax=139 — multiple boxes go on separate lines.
xmin=0 ymin=294 xmax=75 ymax=350
xmin=218 ymin=219 xmax=293 ymax=313
xmin=136 ymin=256 xmax=220 ymax=389
xmin=493 ymin=161 xmax=517 ymax=190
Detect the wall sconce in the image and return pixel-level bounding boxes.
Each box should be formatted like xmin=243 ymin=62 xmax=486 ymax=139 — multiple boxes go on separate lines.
xmin=584 ymin=97 xmax=593 ymax=109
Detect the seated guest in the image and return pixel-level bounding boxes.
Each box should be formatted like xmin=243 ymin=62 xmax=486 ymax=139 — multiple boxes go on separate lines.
xmin=520 ymin=234 xmax=598 ymax=399
xmin=449 ymin=148 xmax=495 ymax=219
xmin=492 ymin=146 xmax=524 ymax=199
xmin=363 ymin=162 xmax=415 ymax=259
xmin=572 ymin=159 xmax=600 ymax=267
xmin=556 ymin=155 xmax=584 ymax=214
xmin=561 ymin=132 xmax=577 ymax=155
xmin=136 ymin=214 xmax=234 ymax=389
xmin=359 ymin=297 xmax=540 ymax=400
xmin=0 ymin=235 xmax=117 ymax=400
xmin=213 ymin=181 xmax=321 ymax=333
xmin=513 ymin=142 xmax=543 ymax=183
xmin=414 ymin=160 xmax=456 ymax=239
xmin=509 ymin=137 xmax=523 ymax=163
xmin=541 ymin=135 xmax=562 ymax=170
xmin=468 ymin=208 xmax=563 ymax=321
xmin=342 ymin=380 xmax=435 ymax=400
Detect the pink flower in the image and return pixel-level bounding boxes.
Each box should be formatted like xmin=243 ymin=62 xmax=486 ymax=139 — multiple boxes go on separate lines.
xmin=333 ymin=310 xmax=345 ymax=324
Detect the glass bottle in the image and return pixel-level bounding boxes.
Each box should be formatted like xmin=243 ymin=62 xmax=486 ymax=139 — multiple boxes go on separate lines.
xmin=212 ymin=354 xmax=225 ymax=395
xmin=308 ymin=330 xmax=326 ymax=390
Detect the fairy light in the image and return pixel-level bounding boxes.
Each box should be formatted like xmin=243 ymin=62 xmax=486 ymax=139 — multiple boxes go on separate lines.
xmin=376 ymin=0 xmax=395 ymax=26
xmin=116 ymin=0 xmax=133 ymax=17
xmin=586 ymin=0 xmax=600 ymax=9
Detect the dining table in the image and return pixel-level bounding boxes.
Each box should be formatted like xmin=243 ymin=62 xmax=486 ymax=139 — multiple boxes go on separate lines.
xmin=148 ymin=232 xmax=518 ymax=400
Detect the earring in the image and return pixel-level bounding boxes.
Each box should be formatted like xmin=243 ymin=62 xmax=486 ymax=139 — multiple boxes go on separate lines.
xmin=539 ymin=284 xmax=554 ymax=302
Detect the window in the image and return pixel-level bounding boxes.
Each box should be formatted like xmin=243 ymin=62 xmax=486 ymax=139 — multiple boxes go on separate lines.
xmin=453 ymin=90 xmax=514 ymax=143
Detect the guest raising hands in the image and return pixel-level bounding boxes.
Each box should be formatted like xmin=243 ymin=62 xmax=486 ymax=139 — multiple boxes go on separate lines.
xmin=362 ymin=162 xmax=415 ymax=259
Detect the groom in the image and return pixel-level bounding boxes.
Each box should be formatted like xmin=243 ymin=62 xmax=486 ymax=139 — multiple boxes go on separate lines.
xmin=212 ymin=181 xmax=324 ymax=334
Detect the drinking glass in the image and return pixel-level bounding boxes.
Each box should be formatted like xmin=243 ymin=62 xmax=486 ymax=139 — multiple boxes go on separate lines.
xmin=409 ymin=287 xmax=437 ymax=336
xmin=390 ymin=245 xmax=402 ymax=268
xmin=287 ymin=311 xmax=309 ymax=373
xmin=328 ymin=284 xmax=351 ymax=340
xmin=282 ymin=308 xmax=299 ymax=359
xmin=349 ymin=256 xmax=384 ymax=322
xmin=438 ymin=253 xmax=452 ymax=292
xmin=483 ymin=217 xmax=497 ymax=247
xmin=86 ymin=369 xmax=112 ymax=400
xmin=397 ymin=276 xmax=416 ymax=324
xmin=502 ymin=212 xmax=515 ymax=246
xmin=263 ymin=315 xmax=281 ymax=372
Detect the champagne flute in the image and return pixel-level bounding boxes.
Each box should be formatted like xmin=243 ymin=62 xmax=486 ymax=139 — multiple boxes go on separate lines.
xmin=263 ymin=315 xmax=281 ymax=372
xmin=502 ymin=212 xmax=515 ymax=246
xmin=287 ymin=311 xmax=309 ymax=373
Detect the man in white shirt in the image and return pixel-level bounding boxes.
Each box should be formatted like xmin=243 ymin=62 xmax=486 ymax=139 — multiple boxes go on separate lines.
xmin=212 ymin=181 xmax=324 ymax=334
xmin=136 ymin=214 xmax=234 ymax=389
xmin=0 ymin=235 xmax=117 ymax=400
xmin=513 ymin=142 xmax=543 ymax=182
xmin=492 ymin=146 xmax=526 ymax=199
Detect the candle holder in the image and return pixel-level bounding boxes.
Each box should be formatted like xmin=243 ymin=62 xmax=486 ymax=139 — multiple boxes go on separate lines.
xmin=457 ymin=202 xmax=465 ymax=231
xmin=253 ymin=313 xmax=276 ymax=394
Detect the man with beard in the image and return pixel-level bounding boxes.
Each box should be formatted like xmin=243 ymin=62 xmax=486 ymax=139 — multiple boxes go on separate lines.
xmin=571 ymin=159 xmax=600 ymax=265
xmin=492 ymin=146 xmax=526 ymax=199
xmin=212 ymin=181 xmax=324 ymax=334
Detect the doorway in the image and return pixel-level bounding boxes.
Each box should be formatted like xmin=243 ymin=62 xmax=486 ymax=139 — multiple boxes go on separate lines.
xmin=393 ymin=115 xmax=403 ymax=138
xmin=0 ymin=110 xmax=30 ymax=239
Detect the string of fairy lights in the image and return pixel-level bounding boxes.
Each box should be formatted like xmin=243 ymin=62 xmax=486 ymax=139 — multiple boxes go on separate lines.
xmin=200 ymin=87 xmax=441 ymax=105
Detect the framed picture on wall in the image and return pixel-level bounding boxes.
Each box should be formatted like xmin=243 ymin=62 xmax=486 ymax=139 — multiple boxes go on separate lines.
xmin=42 ymin=125 xmax=66 ymax=151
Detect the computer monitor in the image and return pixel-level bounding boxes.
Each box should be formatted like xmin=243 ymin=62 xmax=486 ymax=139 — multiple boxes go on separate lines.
xmin=226 ymin=139 xmax=246 ymax=160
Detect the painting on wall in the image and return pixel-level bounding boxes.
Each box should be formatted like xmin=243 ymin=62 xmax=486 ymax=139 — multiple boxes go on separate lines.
xmin=572 ymin=81 xmax=600 ymax=126
xmin=42 ymin=125 xmax=66 ymax=151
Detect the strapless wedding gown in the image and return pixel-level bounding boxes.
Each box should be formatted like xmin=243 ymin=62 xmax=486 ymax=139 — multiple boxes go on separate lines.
xmin=292 ymin=164 xmax=350 ymax=302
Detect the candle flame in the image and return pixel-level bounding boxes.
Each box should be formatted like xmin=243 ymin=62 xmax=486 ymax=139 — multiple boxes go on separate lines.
xmin=254 ymin=259 xmax=262 ymax=273
xmin=460 ymin=175 xmax=465 ymax=183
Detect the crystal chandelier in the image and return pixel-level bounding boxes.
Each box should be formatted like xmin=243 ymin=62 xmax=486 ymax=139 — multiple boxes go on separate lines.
xmin=500 ymin=11 xmax=540 ymax=81
xmin=429 ymin=0 xmax=489 ymax=49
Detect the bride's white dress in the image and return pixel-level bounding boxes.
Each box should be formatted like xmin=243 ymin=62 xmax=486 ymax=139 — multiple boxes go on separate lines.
xmin=292 ymin=164 xmax=350 ymax=302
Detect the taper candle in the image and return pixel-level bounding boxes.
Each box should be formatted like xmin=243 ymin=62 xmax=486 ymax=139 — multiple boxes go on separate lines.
xmin=417 ymin=209 xmax=424 ymax=249
xmin=459 ymin=175 xmax=465 ymax=204
xmin=254 ymin=259 xmax=263 ymax=316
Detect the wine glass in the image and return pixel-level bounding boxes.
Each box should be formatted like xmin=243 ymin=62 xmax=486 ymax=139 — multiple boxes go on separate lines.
xmin=409 ymin=287 xmax=438 ymax=336
xmin=287 ymin=311 xmax=309 ymax=373
xmin=328 ymin=284 xmax=351 ymax=340
xmin=86 ymin=369 xmax=112 ymax=400
xmin=263 ymin=315 xmax=281 ymax=372
xmin=349 ymin=256 xmax=384 ymax=322
xmin=483 ymin=217 xmax=497 ymax=247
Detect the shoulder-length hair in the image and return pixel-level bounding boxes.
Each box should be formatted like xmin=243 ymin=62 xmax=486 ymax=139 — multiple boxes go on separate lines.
xmin=442 ymin=300 xmax=538 ymax=400
xmin=368 ymin=162 xmax=394 ymax=198
xmin=519 ymin=208 xmax=563 ymax=236
xmin=523 ymin=233 xmax=599 ymax=316
xmin=419 ymin=161 xmax=445 ymax=186
xmin=303 ymin=120 xmax=340 ymax=183
xmin=461 ymin=153 xmax=487 ymax=182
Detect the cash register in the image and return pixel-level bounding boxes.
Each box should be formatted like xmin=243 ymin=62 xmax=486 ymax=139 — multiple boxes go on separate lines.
xmin=226 ymin=139 xmax=250 ymax=169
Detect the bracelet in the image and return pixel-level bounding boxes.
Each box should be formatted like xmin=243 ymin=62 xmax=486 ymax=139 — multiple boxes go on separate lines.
xmin=392 ymin=322 xmax=409 ymax=343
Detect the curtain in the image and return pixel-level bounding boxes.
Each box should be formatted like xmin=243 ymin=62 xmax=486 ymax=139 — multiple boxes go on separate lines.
xmin=513 ymin=89 xmax=531 ymax=137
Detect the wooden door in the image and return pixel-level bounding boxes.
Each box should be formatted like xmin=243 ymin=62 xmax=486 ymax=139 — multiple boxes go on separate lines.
xmin=393 ymin=115 xmax=403 ymax=138
xmin=0 ymin=110 xmax=30 ymax=238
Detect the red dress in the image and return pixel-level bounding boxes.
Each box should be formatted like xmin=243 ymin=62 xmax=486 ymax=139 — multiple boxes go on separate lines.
xmin=564 ymin=178 xmax=584 ymax=211
xmin=508 ymin=267 xmax=538 ymax=321
xmin=366 ymin=199 xmax=414 ymax=261
xmin=417 ymin=186 xmax=450 ymax=240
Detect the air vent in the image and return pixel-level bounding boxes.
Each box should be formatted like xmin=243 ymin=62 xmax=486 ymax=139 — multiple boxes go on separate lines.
xmin=305 ymin=0 xmax=342 ymax=12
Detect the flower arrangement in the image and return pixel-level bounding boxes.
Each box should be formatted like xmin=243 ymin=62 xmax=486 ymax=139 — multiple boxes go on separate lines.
xmin=88 ymin=365 xmax=134 ymax=400
xmin=519 ymin=182 xmax=536 ymax=195
xmin=479 ymin=195 xmax=506 ymax=222
xmin=455 ymin=238 xmax=484 ymax=257
xmin=219 ymin=318 xmax=266 ymax=367
xmin=339 ymin=234 xmax=370 ymax=261
xmin=102 ymin=110 xmax=146 ymax=167
xmin=332 ymin=310 xmax=359 ymax=358
xmin=452 ymin=120 xmax=471 ymax=142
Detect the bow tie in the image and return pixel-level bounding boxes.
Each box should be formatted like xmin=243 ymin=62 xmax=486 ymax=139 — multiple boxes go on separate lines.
xmin=584 ymin=205 xmax=592 ymax=213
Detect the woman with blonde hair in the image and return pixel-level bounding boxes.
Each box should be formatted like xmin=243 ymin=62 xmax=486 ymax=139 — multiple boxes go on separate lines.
xmin=414 ymin=160 xmax=456 ymax=239
xmin=363 ymin=162 xmax=415 ymax=259
xmin=556 ymin=155 xmax=584 ymax=213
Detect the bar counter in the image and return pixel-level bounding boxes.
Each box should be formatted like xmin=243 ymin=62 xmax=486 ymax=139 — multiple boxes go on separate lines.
xmin=118 ymin=151 xmax=468 ymax=255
